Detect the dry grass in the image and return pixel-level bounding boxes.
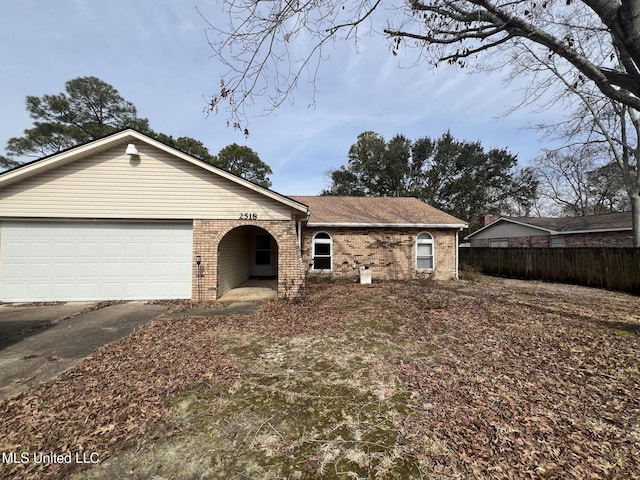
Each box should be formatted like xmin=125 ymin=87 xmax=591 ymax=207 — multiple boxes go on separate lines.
xmin=1 ymin=276 xmax=639 ymax=479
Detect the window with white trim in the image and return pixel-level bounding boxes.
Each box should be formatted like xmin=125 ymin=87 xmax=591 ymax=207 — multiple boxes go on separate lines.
xmin=416 ymin=232 xmax=434 ymax=270
xmin=312 ymin=232 xmax=332 ymax=270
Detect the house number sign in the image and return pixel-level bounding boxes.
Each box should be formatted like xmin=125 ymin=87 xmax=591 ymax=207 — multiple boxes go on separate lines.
xmin=239 ymin=213 xmax=258 ymax=220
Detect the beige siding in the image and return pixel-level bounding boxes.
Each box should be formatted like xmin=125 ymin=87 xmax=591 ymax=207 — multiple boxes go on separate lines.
xmin=217 ymin=228 xmax=251 ymax=297
xmin=0 ymin=144 xmax=292 ymax=220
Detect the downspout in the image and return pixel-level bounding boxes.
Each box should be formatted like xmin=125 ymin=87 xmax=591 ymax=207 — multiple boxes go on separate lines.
xmin=298 ymin=209 xmax=310 ymax=253
xmin=455 ymin=230 xmax=460 ymax=280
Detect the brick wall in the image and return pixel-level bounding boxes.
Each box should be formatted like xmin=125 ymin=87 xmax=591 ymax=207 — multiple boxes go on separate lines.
xmin=563 ymin=231 xmax=633 ymax=247
xmin=470 ymin=231 xmax=632 ymax=248
xmin=300 ymin=227 xmax=459 ymax=281
xmin=192 ymin=221 xmax=464 ymax=300
xmin=469 ymin=236 xmax=549 ymax=247
xmin=509 ymin=235 xmax=550 ymax=247
xmin=470 ymin=239 xmax=489 ymax=248
xmin=192 ymin=219 xmax=305 ymax=300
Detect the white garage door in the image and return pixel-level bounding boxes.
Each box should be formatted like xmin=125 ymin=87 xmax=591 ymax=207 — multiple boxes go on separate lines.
xmin=0 ymin=221 xmax=193 ymax=302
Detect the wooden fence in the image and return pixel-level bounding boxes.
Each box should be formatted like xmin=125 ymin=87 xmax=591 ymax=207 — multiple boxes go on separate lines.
xmin=459 ymin=248 xmax=640 ymax=294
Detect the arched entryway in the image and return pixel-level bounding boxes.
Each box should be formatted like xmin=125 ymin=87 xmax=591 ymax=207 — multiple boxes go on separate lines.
xmin=217 ymin=225 xmax=279 ymax=298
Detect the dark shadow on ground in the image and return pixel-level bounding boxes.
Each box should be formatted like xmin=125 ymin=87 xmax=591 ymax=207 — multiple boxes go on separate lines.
xmin=0 ymin=318 xmax=56 ymax=350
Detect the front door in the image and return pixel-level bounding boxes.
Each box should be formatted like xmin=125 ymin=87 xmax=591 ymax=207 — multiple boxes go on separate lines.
xmin=253 ymin=234 xmax=274 ymax=277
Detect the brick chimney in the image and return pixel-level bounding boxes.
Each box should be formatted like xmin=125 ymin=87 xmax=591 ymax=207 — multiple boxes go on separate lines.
xmin=482 ymin=214 xmax=499 ymax=227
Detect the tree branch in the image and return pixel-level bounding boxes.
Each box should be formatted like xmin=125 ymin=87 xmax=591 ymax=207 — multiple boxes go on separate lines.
xmin=387 ymin=0 xmax=640 ymax=110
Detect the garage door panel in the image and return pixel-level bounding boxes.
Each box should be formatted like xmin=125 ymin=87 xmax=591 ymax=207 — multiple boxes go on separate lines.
xmin=103 ymin=243 xmax=124 ymax=258
xmin=54 ymin=242 xmax=75 ymax=254
xmin=101 ymin=263 xmax=122 ymax=275
xmin=125 ymin=263 xmax=147 ymax=277
xmin=126 ymin=242 xmax=148 ymax=257
xmin=0 ymin=221 xmax=193 ymax=301
xmin=53 ymin=282 xmax=77 ymax=298
xmin=31 ymin=244 xmax=55 ymax=258
xmin=79 ymin=261 xmax=102 ymax=272
xmin=26 ymin=264 xmax=55 ymax=280
xmin=124 ymin=282 xmax=145 ymax=296
xmin=55 ymin=264 xmax=76 ymax=280
xmin=149 ymin=243 xmax=170 ymax=256
xmin=76 ymin=243 xmax=100 ymax=257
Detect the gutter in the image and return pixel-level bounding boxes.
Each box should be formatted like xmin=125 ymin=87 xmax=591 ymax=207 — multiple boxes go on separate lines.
xmin=306 ymin=222 xmax=468 ymax=229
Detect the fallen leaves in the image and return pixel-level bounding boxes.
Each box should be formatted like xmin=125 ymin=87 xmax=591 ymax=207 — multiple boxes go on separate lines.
xmin=0 ymin=277 xmax=639 ymax=479
xmin=392 ymin=279 xmax=640 ymax=479
xmin=0 ymin=316 xmax=240 ymax=479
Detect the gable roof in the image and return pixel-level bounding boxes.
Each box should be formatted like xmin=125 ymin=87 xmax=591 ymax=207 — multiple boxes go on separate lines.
xmin=505 ymin=212 xmax=632 ymax=232
xmin=290 ymin=196 xmax=467 ymax=228
xmin=0 ymin=129 xmax=308 ymax=215
xmin=465 ymin=211 xmax=632 ymax=239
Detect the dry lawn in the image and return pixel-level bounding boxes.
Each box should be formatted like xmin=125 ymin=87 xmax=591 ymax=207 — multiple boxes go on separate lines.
xmin=1 ymin=276 xmax=639 ymax=479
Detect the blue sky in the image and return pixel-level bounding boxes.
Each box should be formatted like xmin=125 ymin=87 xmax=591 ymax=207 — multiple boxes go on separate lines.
xmin=1 ymin=0 xmax=559 ymax=194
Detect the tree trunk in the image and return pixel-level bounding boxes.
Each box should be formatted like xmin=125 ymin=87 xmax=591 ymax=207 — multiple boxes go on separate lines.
xmin=631 ymin=190 xmax=640 ymax=248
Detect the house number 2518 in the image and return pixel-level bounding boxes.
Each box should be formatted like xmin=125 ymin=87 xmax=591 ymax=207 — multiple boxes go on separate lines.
xmin=239 ymin=213 xmax=258 ymax=220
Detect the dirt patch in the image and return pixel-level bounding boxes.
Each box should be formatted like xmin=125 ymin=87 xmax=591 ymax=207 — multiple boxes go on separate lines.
xmin=1 ymin=277 xmax=639 ymax=479
xmin=149 ymin=299 xmax=226 ymax=313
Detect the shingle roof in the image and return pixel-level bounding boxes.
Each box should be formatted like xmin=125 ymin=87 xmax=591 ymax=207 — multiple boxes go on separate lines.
xmin=504 ymin=211 xmax=632 ymax=232
xmin=290 ymin=196 xmax=467 ymax=227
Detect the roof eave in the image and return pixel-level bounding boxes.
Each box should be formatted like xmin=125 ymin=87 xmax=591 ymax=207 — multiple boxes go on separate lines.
xmin=464 ymin=217 xmax=554 ymax=240
xmin=307 ymin=222 xmax=468 ymax=229
xmin=553 ymin=227 xmax=632 ymax=235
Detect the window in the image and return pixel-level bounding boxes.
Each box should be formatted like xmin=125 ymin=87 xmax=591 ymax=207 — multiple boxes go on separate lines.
xmin=255 ymin=234 xmax=272 ymax=265
xmin=551 ymin=237 xmax=566 ymax=248
xmin=416 ymin=232 xmax=434 ymax=270
xmin=489 ymin=239 xmax=508 ymax=248
xmin=312 ymin=232 xmax=332 ymax=270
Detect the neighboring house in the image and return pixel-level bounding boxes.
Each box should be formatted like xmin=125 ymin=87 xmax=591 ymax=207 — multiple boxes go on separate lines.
xmin=291 ymin=196 xmax=467 ymax=282
xmin=465 ymin=213 xmax=633 ymax=248
xmin=0 ymin=130 xmax=467 ymax=302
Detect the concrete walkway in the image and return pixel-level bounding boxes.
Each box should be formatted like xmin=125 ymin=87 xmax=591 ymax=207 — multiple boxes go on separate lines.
xmin=0 ymin=302 xmax=166 ymax=400
xmin=0 ymin=285 xmax=276 ymax=400
xmin=218 ymin=279 xmax=277 ymax=302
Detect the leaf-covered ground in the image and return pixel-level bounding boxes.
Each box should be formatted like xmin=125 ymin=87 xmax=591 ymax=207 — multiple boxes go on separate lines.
xmin=1 ymin=277 xmax=639 ymax=479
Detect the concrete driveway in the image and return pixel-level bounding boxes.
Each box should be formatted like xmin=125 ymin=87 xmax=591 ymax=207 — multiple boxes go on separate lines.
xmin=0 ymin=302 xmax=166 ymax=400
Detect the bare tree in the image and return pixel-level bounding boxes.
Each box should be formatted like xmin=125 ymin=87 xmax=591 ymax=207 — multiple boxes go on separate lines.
xmin=588 ymin=162 xmax=632 ymax=212
xmin=205 ymin=0 xmax=640 ymax=245
xmin=512 ymin=38 xmax=640 ymax=237
xmin=535 ymin=149 xmax=629 ymax=216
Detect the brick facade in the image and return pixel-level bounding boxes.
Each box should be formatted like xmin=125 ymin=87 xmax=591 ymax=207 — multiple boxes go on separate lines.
xmin=469 ymin=239 xmax=489 ymax=248
xmin=192 ymin=219 xmax=305 ymax=300
xmin=191 ymin=221 xmax=461 ymax=301
xmin=562 ymin=231 xmax=633 ymax=247
xmin=470 ymin=236 xmax=550 ymax=248
xmin=301 ymin=227 xmax=459 ymax=281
